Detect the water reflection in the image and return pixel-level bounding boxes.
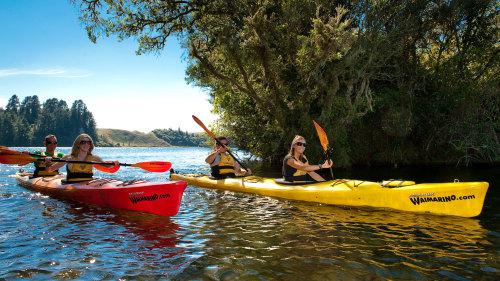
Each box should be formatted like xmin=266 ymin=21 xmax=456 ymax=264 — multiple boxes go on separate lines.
xmin=62 ymin=202 xmax=186 ymax=261
xmin=2 ymin=147 xmax=499 ymax=280
xmin=3 ymin=196 xmax=190 ymax=280
xmin=179 ymin=187 xmax=494 ymax=280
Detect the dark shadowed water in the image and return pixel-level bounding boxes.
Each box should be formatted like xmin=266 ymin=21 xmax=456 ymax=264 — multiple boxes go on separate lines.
xmin=1 ymin=147 xmax=499 ymax=280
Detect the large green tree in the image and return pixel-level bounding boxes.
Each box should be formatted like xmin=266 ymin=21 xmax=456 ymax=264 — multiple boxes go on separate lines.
xmin=75 ymin=0 xmax=499 ymax=165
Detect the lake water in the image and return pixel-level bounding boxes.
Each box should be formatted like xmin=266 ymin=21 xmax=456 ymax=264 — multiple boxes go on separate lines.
xmin=1 ymin=147 xmax=499 ymax=280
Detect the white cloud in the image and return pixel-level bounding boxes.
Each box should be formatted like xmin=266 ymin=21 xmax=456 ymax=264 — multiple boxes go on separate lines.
xmin=0 ymin=68 xmax=92 ymax=78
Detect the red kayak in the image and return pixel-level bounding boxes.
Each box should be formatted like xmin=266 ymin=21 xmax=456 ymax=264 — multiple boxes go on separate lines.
xmin=16 ymin=171 xmax=187 ymax=217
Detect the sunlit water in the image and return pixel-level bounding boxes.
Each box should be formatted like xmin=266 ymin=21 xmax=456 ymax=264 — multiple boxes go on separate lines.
xmin=1 ymin=147 xmax=499 ymax=280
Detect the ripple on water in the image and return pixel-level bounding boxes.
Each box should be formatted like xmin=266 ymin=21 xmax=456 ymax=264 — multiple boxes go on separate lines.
xmin=1 ymin=148 xmax=499 ymax=280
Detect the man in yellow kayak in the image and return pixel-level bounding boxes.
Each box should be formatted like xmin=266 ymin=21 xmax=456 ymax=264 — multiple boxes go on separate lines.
xmin=24 ymin=134 xmax=65 ymax=177
xmin=205 ymin=136 xmax=252 ymax=179
xmin=283 ymin=135 xmax=332 ymax=182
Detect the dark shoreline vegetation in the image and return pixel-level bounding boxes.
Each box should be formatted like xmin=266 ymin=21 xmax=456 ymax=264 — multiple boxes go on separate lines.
xmin=0 ymin=95 xmax=208 ymax=148
xmin=2 ymin=1 xmax=499 ymax=167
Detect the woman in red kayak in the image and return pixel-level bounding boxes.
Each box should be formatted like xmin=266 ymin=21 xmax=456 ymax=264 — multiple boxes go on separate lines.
xmin=282 ymin=135 xmax=332 ymax=182
xmin=46 ymin=134 xmax=118 ymax=182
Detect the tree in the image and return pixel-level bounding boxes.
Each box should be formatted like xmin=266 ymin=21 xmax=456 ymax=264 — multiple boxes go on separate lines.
xmin=0 ymin=110 xmax=16 ymax=146
xmin=74 ymin=0 xmax=499 ymax=165
xmin=19 ymin=95 xmax=41 ymax=124
xmin=70 ymin=100 xmax=98 ymax=141
xmin=75 ymin=0 xmax=374 ymax=162
xmin=5 ymin=95 xmax=20 ymax=114
xmin=34 ymin=98 xmax=72 ymax=145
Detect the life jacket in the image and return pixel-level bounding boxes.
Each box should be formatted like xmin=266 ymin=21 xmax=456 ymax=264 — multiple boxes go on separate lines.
xmin=282 ymin=155 xmax=308 ymax=182
xmin=211 ymin=153 xmax=236 ymax=178
xmin=33 ymin=151 xmax=60 ymax=177
xmin=66 ymin=155 xmax=94 ymax=182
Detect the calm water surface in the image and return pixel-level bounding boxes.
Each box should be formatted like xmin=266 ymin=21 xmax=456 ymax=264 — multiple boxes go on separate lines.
xmin=1 ymin=147 xmax=499 ymax=280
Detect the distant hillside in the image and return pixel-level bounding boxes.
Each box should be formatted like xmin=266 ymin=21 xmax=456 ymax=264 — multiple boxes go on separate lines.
xmin=97 ymin=129 xmax=170 ymax=147
xmin=152 ymin=128 xmax=207 ymax=147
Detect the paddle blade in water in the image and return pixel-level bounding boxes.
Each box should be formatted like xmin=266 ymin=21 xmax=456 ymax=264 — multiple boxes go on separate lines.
xmin=313 ymin=120 xmax=328 ymax=151
xmin=94 ymin=162 xmax=120 ymax=173
xmin=132 ymin=161 xmax=172 ymax=173
xmin=0 ymin=150 xmax=37 ymax=165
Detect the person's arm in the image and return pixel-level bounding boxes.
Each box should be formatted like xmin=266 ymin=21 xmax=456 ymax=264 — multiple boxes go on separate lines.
xmin=205 ymin=151 xmax=219 ymax=164
xmin=287 ymin=158 xmax=332 ymax=181
xmin=286 ymin=158 xmax=331 ymax=172
xmin=234 ymin=161 xmax=252 ymax=175
xmin=45 ymin=155 xmax=71 ymax=172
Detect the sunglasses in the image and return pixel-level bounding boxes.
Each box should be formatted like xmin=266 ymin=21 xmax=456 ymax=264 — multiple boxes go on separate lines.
xmin=216 ymin=142 xmax=228 ymax=146
xmin=46 ymin=141 xmax=57 ymax=145
xmin=80 ymin=140 xmax=92 ymax=144
xmin=295 ymin=142 xmax=307 ymax=147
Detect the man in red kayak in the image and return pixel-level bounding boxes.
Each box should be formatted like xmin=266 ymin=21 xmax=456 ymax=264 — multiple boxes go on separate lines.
xmin=24 ymin=134 xmax=65 ymax=177
xmin=205 ymin=136 xmax=251 ymax=179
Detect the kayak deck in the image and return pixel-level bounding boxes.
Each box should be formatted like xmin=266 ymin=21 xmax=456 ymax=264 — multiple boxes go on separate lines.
xmin=171 ymin=173 xmax=488 ymax=217
xmin=17 ymin=172 xmax=187 ymax=217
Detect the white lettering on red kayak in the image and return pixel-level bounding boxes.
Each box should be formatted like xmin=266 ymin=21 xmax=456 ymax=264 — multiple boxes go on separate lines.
xmin=129 ymin=193 xmax=171 ymax=204
xmin=409 ymin=194 xmax=476 ymax=205
xmin=129 ymin=191 xmax=145 ymax=196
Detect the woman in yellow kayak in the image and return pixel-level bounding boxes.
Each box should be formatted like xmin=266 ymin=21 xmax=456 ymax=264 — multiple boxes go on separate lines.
xmin=283 ymin=135 xmax=332 ymax=182
xmin=46 ymin=134 xmax=118 ymax=182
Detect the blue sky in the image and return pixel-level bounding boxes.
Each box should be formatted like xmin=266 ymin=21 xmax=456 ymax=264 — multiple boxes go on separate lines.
xmin=0 ymin=0 xmax=216 ymax=133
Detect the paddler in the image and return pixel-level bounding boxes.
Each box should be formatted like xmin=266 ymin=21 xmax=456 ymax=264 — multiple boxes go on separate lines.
xmin=205 ymin=136 xmax=252 ymax=179
xmin=23 ymin=134 xmax=65 ymax=177
xmin=46 ymin=134 xmax=118 ymax=182
xmin=282 ymin=135 xmax=332 ymax=182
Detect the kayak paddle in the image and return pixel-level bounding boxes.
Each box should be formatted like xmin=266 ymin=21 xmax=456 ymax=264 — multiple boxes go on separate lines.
xmin=115 ymin=161 xmax=172 ymax=173
xmin=192 ymin=115 xmax=249 ymax=171
xmin=0 ymin=149 xmax=37 ymax=165
xmin=0 ymin=147 xmax=172 ymax=173
xmin=313 ymin=120 xmax=334 ymax=179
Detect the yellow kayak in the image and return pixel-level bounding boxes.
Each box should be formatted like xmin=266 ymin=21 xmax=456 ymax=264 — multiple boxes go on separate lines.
xmin=171 ymin=173 xmax=488 ymax=217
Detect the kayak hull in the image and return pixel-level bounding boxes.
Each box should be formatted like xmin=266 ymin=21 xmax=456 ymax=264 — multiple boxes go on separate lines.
xmin=17 ymin=172 xmax=187 ymax=217
xmin=171 ymin=174 xmax=488 ymax=217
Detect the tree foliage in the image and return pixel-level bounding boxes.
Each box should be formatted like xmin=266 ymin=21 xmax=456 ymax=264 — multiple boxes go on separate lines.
xmin=152 ymin=128 xmax=207 ymax=147
xmin=0 ymin=95 xmax=98 ymax=146
xmin=75 ymin=0 xmax=499 ymax=166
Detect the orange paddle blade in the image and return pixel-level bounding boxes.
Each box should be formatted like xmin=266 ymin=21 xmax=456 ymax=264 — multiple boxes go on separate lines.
xmin=313 ymin=120 xmax=328 ymax=151
xmin=0 ymin=150 xmax=37 ymax=165
xmin=192 ymin=115 xmax=216 ymax=139
xmin=131 ymin=161 xmax=172 ymax=173
xmin=95 ymin=162 xmax=120 ymax=173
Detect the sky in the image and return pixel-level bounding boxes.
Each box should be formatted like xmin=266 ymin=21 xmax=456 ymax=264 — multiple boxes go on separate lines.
xmin=0 ymin=0 xmax=217 ymax=133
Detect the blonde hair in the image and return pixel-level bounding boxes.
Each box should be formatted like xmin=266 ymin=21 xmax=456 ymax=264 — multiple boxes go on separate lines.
xmin=70 ymin=134 xmax=94 ymax=157
xmin=287 ymin=135 xmax=306 ymax=157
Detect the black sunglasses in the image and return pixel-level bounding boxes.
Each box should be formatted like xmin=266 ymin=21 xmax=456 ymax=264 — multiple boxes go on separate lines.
xmin=295 ymin=142 xmax=307 ymax=147
xmin=46 ymin=141 xmax=57 ymax=145
xmin=80 ymin=140 xmax=92 ymax=144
